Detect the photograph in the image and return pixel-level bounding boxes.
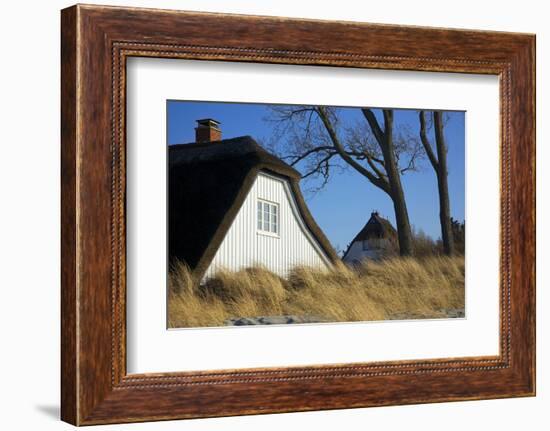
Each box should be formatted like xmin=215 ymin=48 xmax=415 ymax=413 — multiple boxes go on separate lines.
xmin=167 ymin=101 xmax=466 ymax=328
xmin=52 ymin=2 xmax=536 ymax=425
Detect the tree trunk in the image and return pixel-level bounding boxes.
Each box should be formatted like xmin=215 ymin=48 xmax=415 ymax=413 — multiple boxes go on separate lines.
xmin=433 ymin=112 xmax=455 ymax=255
xmin=379 ymin=110 xmax=414 ymax=256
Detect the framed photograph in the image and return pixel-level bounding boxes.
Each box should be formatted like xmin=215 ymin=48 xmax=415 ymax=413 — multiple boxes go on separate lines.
xmin=61 ymin=4 xmax=535 ymax=425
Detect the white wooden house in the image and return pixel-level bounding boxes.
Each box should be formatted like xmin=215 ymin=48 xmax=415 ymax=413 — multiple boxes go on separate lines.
xmin=168 ymin=119 xmax=337 ymax=280
xmin=342 ymin=211 xmax=397 ymax=265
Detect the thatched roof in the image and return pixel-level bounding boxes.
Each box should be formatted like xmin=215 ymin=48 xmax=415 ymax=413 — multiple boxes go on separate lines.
xmin=342 ymin=212 xmax=397 ymax=259
xmin=168 ymin=136 xmax=338 ymax=278
xmin=350 ymin=212 xmax=397 ymax=243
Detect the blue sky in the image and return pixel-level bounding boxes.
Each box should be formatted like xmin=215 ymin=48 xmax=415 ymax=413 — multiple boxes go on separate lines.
xmin=168 ymin=101 xmax=465 ymax=253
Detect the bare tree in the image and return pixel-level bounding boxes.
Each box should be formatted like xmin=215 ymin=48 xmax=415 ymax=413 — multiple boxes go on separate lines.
xmin=419 ymin=111 xmax=455 ymax=255
xmin=268 ymin=106 xmax=423 ymax=256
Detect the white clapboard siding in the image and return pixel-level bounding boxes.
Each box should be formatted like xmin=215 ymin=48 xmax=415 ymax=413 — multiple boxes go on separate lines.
xmin=343 ymin=241 xmax=380 ymax=263
xmin=343 ymin=238 xmax=392 ymax=263
xmin=204 ymin=171 xmax=330 ymax=279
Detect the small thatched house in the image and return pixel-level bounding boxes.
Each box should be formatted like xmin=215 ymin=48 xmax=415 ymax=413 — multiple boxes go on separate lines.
xmin=169 ymin=119 xmax=338 ymax=280
xmin=342 ymin=211 xmax=397 ymax=264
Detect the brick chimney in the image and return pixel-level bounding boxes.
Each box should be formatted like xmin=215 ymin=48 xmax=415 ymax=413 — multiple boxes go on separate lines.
xmin=195 ymin=118 xmax=222 ymax=143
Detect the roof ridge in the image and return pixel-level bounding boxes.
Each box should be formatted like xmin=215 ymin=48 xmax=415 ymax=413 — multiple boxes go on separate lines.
xmin=169 ymin=135 xmax=254 ymax=150
xmin=169 ymin=135 xmax=300 ymax=178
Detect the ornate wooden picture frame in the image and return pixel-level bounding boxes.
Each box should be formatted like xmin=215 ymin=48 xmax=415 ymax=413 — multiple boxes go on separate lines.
xmin=61 ymin=4 xmax=535 ymax=425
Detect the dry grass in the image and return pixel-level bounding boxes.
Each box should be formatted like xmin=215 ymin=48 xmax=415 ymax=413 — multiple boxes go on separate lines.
xmin=167 ymin=256 xmax=465 ymax=328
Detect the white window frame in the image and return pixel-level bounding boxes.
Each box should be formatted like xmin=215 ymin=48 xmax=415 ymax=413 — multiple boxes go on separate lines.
xmin=257 ymin=199 xmax=279 ymax=237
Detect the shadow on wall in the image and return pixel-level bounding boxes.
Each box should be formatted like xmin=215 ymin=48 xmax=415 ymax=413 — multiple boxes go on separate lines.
xmin=34 ymin=404 xmax=59 ymax=421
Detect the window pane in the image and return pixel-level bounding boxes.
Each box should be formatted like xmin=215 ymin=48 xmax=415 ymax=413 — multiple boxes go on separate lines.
xmin=257 ymin=201 xmax=262 ymax=229
xmin=263 ymin=203 xmax=270 ymax=231
xmin=272 ymin=205 xmax=277 ymax=233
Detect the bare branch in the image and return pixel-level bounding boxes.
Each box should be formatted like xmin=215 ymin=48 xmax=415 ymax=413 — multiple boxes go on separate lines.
xmin=361 ymin=108 xmax=386 ymax=146
xmin=365 ymin=153 xmax=387 ymax=180
xmin=419 ymin=111 xmax=439 ymax=169
xmin=301 ymin=153 xmax=335 ymax=180
xmin=265 ymin=104 xmax=422 ymax=196
xmin=317 ymin=106 xmax=390 ymax=193
xmin=285 ymin=146 xmax=335 ymax=166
